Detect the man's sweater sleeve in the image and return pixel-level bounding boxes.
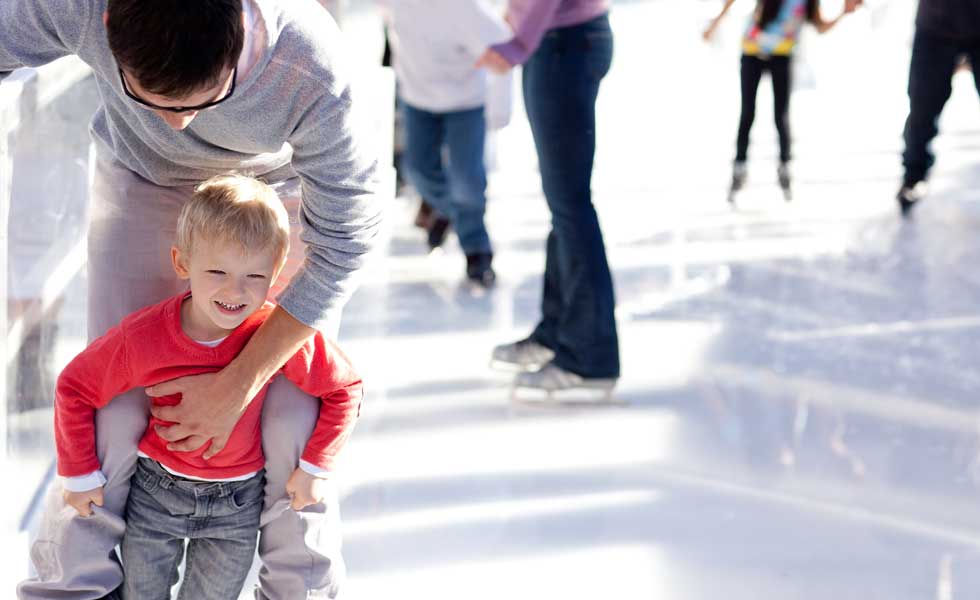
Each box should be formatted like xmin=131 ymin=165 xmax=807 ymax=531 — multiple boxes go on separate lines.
xmin=281 ymin=333 xmax=362 ymax=471
xmin=278 ymin=79 xmax=384 ymax=334
xmin=55 ymin=323 xmax=136 ymax=477
xmin=0 ymin=0 xmax=93 ymax=81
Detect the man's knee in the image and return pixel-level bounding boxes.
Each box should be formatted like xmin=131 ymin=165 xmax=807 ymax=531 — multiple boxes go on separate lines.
xmin=262 ymin=376 xmax=319 ymax=445
xmin=261 ymin=375 xmax=320 ymax=488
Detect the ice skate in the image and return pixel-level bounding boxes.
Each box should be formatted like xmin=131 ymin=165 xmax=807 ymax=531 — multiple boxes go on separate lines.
xmin=728 ymin=161 xmax=747 ymax=205
xmin=510 ymin=362 xmax=618 ymax=403
xmin=778 ymin=162 xmax=792 ymax=201
xmin=491 ymin=337 xmax=554 ymax=372
xmin=896 ymin=180 xmax=926 ymax=217
xmin=465 ymin=252 xmax=496 ymax=289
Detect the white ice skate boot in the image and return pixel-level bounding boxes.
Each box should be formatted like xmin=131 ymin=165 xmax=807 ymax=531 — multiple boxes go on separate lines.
xmin=512 ymin=362 xmax=618 ymax=402
xmin=491 ymin=337 xmax=555 ymax=372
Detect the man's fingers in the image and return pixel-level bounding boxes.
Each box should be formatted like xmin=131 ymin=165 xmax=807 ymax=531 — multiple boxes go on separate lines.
xmin=91 ymin=490 xmax=104 ymax=507
xmin=149 ymin=404 xmax=179 ymax=422
xmin=166 ymin=435 xmax=210 ymax=453
xmin=154 ymin=423 xmax=192 ymax=442
xmin=201 ymin=436 xmax=228 ymax=460
xmin=145 ymin=377 xmax=187 ymax=397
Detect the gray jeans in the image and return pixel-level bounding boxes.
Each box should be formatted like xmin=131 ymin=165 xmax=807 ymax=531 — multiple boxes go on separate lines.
xmin=18 ymin=158 xmax=345 ymax=600
xmin=122 ymin=458 xmax=265 ymax=600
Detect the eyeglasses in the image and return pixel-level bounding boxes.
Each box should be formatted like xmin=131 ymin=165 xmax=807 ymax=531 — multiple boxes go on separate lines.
xmin=118 ymin=67 xmax=237 ymax=113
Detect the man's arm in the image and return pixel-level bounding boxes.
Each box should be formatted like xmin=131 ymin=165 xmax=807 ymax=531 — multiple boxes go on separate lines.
xmin=0 ymin=0 xmax=94 ymax=81
xmin=278 ymin=80 xmax=385 ymax=334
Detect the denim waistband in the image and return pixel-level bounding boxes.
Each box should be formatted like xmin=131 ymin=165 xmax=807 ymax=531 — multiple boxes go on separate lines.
xmin=136 ymin=456 xmax=264 ymax=496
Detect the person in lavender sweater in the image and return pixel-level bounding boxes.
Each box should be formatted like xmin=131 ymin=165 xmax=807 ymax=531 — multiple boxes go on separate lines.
xmin=2 ymin=0 xmax=382 ymax=598
xmin=480 ymin=0 xmax=620 ymax=395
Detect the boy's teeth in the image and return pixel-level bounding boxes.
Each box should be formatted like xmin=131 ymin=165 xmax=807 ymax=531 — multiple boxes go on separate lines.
xmin=216 ymin=301 xmax=245 ymax=310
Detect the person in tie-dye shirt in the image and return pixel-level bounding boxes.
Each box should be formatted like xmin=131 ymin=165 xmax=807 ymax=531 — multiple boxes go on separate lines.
xmin=703 ymin=0 xmax=856 ymax=204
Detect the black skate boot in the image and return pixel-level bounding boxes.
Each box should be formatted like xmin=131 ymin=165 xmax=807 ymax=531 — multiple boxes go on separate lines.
xmin=728 ymin=161 xmax=747 ymax=205
xmin=896 ymin=180 xmax=925 ymax=217
xmin=778 ymin=162 xmax=792 ymax=201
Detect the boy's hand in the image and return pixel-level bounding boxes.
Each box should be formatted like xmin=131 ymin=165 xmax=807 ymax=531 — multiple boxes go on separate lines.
xmin=63 ymin=486 xmax=104 ymax=517
xmin=285 ymin=468 xmax=329 ymax=511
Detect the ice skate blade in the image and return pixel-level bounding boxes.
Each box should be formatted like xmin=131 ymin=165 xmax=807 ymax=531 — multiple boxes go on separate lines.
xmin=509 ymin=384 xmax=625 ymax=407
xmin=490 ymin=359 xmax=545 ymax=373
xmin=463 ymin=279 xmax=491 ymax=297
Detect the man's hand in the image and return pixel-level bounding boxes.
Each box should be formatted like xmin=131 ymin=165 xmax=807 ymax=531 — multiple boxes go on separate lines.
xmin=149 ymin=307 xmax=316 ymax=460
xmin=147 ymin=369 xmax=252 ymax=460
xmin=476 ymin=48 xmax=512 ymax=75
xmin=64 ymin=486 xmax=104 ymax=517
xmin=285 ymin=468 xmax=329 ymax=511
xmin=844 ymin=0 xmax=862 ymax=12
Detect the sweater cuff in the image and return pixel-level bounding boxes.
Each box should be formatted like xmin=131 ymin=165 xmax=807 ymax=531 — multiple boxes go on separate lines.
xmin=58 ymin=457 xmax=103 ymax=479
xmin=276 ymin=281 xmax=342 ymax=338
xmin=300 ymin=449 xmax=337 ymax=474
xmin=299 ymin=459 xmax=332 ymax=479
xmin=492 ymin=39 xmax=527 ymax=66
xmin=62 ymin=470 xmax=107 ymax=492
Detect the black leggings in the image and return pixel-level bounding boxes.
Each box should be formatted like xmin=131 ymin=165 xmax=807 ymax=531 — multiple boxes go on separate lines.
xmin=736 ymin=53 xmax=791 ymax=163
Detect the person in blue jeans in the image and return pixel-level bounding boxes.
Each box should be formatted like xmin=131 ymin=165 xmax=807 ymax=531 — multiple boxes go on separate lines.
xmin=480 ymin=1 xmax=620 ymax=395
xmin=402 ymin=103 xmax=495 ymax=285
xmin=896 ymin=0 xmax=980 ymax=216
xmin=379 ymin=0 xmax=512 ymax=288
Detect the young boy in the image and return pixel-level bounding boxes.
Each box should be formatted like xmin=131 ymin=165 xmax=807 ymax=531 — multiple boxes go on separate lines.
xmin=380 ymin=0 xmax=512 ymax=287
xmin=54 ymin=175 xmax=362 ymax=600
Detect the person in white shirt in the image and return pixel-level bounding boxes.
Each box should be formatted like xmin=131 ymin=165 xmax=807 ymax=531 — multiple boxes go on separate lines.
xmin=380 ymin=0 xmax=512 ymax=287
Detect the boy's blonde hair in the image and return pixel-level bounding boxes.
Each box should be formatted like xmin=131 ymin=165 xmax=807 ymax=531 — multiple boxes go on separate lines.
xmin=176 ymin=174 xmax=290 ymax=266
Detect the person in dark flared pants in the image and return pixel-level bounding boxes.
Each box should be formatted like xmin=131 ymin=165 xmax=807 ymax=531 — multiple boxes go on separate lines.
xmin=480 ymin=0 xmax=620 ymax=395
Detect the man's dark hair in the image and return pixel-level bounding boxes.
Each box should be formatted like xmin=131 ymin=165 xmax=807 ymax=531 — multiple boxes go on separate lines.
xmin=106 ymin=0 xmax=244 ymax=98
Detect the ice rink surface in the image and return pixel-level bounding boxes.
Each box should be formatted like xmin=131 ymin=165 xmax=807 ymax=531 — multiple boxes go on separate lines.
xmin=328 ymin=1 xmax=980 ymax=598
xmin=6 ymin=0 xmax=980 ymax=597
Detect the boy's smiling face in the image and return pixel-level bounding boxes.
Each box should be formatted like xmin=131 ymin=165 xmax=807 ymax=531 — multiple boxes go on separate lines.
xmin=172 ymin=238 xmax=282 ymax=340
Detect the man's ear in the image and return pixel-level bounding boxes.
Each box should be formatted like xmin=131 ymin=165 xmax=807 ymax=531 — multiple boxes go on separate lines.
xmin=171 ymin=247 xmax=191 ymax=279
xmin=103 ymin=11 xmax=108 ymax=27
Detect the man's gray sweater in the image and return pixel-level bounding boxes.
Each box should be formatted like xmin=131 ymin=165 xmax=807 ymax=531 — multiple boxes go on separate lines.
xmin=0 ymin=0 xmax=383 ymax=333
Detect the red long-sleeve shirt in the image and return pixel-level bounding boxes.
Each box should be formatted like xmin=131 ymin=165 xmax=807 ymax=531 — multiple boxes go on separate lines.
xmin=55 ymin=293 xmax=362 ymax=480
